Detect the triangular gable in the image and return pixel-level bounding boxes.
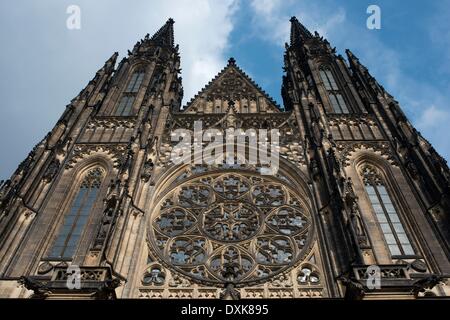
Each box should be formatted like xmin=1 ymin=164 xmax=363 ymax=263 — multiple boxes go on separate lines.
xmin=183 ymin=58 xmax=282 ymax=113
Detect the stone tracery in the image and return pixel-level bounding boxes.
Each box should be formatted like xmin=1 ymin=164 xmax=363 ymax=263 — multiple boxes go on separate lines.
xmin=149 ymin=170 xmax=313 ymax=285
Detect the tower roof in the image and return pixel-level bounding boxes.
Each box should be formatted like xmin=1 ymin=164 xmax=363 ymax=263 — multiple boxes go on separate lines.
xmin=149 ymin=18 xmax=175 ymax=48
xmin=183 ymin=57 xmax=282 ymax=113
xmin=290 ymin=16 xmax=313 ymax=46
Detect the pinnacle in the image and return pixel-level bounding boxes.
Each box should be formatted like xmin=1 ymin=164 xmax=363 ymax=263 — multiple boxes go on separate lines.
xmin=346 ymin=49 xmax=361 ymax=63
xmin=290 ymin=15 xmax=313 ymax=45
xmin=149 ymin=18 xmax=175 ymax=48
xmin=103 ymin=52 xmax=118 ymax=70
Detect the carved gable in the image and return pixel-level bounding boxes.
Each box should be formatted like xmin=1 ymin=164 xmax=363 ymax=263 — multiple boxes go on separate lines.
xmin=183 ymin=58 xmax=281 ymax=114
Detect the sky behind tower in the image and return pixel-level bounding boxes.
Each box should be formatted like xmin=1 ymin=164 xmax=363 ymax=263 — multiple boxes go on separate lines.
xmin=0 ymin=0 xmax=449 ymax=179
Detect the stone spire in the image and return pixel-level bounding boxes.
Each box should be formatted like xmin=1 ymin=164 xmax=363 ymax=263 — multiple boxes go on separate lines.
xmin=345 ymin=49 xmax=387 ymax=96
xmin=102 ymin=52 xmax=119 ymax=74
xmin=289 ymin=16 xmax=313 ymax=46
xmin=149 ymin=18 xmax=175 ymax=48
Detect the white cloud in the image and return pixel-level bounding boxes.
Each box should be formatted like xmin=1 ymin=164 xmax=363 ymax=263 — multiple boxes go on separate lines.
xmin=315 ymin=8 xmax=346 ymax=37
xmin=429 ymin=2 xmax=450 ymax=76
xmin=249 ymin=0 xmax=290 ymax=45
xmin=163 ymin=0 xmax=239 ymax=103
xmin=251 ymin=0 xmax=284 ymax=16
xmin=249 ymin=0 xmax=346 ymax=45
xmin=416 ymin=105 xmax=450 ymax=159
xmin=136 ymin=0 xmax=239 ymax=104
xmin=247 ymin=0 xmax=449 ymax=161
xmin=417 ymin=105 xmax=450 ymax=129
xmin=0 ymin=0 xmax=240 ymax=179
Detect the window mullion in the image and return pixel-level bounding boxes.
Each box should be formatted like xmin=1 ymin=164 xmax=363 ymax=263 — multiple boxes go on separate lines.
xmin=60 ymin=186 xmax=89 ymax=258
xmin=127 ymin=73 xmax=138 ymax=92
xmin=374 ymin=184 xmax=405 ymax=256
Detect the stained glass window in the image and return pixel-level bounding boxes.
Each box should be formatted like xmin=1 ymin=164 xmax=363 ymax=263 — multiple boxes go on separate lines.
xmin=150 ymin=171 xmax=313 ymax=285
xmin=115 ymin=95 xmax=135 ymax=116
xmin=126 ymin=70 xmax=145 ymax=93
xmin=48 ymin=167 xmax=104 ymax=260
xmin=319 ymin=67 xmax=349 ymax=114
xmin=361 ymin=165 xmax=414 ymax=257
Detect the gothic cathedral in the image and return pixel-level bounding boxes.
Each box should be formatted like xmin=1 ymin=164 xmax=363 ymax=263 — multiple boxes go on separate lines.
xmin=0 ymin=17 xmax=448 ymax=299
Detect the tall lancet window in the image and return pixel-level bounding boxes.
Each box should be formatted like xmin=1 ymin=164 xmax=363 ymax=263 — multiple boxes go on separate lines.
xmin=114 ymin=69 xmax=145 ymax=116
xmin=49 ymin=167 xmax=105 ymax=260
xmin=360 ymin=165 xmax=415 ymax=257
xmin=125 ymin=69 xmax=145 ymax=93
xmin=319 ymin=67 xmax=349 ymax=114
xmin=115 ymin=95 xmax=135 ymax=116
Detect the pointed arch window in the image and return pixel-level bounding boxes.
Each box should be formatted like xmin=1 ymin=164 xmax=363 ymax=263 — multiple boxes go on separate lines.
xmin=125 ymin=69 xmax=145 ymax=93
xmin=113 ymin=69 xmax=145 ymax=116
xmin=360 ymin=165 xmax=415 ymax=257
xmin=320 ymin=69 xmax=338 ymax=91
xmin=319 ymin=66 xmax=349 ymax=114
xmin=48 ymin=167 xmax=105 ymax=260
xmin=115 ymin=95 xmax=135 ymax=116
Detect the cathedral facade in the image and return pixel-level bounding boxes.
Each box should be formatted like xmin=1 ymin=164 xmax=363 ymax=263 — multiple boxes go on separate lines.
xmin=0 ymin=17 xmax=448 ymax=299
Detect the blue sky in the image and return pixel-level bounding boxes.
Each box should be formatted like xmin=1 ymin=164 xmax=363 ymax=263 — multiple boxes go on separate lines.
xmin=0 ymin=0 xmax=449 ymax=179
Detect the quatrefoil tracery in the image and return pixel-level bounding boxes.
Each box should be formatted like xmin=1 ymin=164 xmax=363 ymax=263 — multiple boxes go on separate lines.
xmin=151 ymin=171 xmax=313 ymax=284
xmin=202 ymin=202 xmax=261 ymax=242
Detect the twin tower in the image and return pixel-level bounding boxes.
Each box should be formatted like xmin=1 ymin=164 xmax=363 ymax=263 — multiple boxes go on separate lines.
xmin=0 ymin=17 xmax=448 ymax=299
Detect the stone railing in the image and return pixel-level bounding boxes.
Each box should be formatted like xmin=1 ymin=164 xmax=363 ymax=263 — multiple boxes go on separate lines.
xmin=353 ymin=265 xmax=410 ymax=281
xmin=52 ymin=266 xmax=111 ymax=282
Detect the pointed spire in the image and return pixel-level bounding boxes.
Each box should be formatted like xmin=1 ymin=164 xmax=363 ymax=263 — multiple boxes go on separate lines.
xmin=183 ymin=57 xmax=282 ymax=112
xmin=345 ymin=49 xmax=388 ymax=96
xmin=345 ymin=49 xmax=371 ymax=78
xmin=290 ymin=16 xmax=313 ymax=46
xmin=94 ymin=52 xmax=118 ymax=79
xmin=346 ymin=49 xmax=364 ymax=69
xmin=345 ymin=49 xmax=357 ymax=61
xmin=102 ymin=52 xmax=118 ymax=73
xmin=150 ymin=18 xmax=175 ymax=48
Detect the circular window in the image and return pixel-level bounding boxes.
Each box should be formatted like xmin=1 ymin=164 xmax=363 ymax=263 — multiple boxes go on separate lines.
xmin=149 ymin=171 xmax=313 ymax=285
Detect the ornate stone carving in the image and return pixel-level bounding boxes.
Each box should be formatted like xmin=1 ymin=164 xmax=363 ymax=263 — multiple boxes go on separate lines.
xmin=142 ymin=265 xmax=166 ymax=286
xmin=37 ymin=262 xmax=54 ymax=275
xmin=297 ymin=266 xmax=320 ymax=285
xmin=168 ymin=273 xmax=191 ymax=288
xmin=65 ymin=144 xmax=127 ymax=169
xmin=43 ymin=158 xmax=60 ymax=183
xmin=337 ymin=142 xmax=397 ymax=167
xmin=148 ymin=170 xmax=313 ymax=286
xmin=86 ymin=117 xmax=136 ymax=130
xmin=184 ymin=59 xmax=281 ymax=113
xmin=92 ymin=177 xmax=120 ymax=251
xmin=141 ymin=157 xmax=154 ymax=182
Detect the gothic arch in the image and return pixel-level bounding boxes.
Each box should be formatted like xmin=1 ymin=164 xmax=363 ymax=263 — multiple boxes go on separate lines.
xmin=352 ymin=151 xmax=411 ymax=217
xmin=129 ymin=62 xmax=149 ymax=74
xmin=348 ymin=151 xmax=420 ymax=262
xmin=42 ymin=156 xmax=112 ymax=262
xmin=312 ymin=52 xmax=334 ymax=65
xmin=142 ymin=149 xmax=321 ymax=293
xmin=149 ymin=151 xmax=314 ymax=213
xmin=315 ymin=63 xmax=351 ymax=114
xmin=115 ymin=61 xmax=148 ymax=88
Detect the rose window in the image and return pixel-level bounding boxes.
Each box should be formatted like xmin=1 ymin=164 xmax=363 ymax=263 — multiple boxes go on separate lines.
xmin=150 ymin=171 xmax=313 ymax=285
xmin=203 ymin=202 xmax=261 ymax=242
